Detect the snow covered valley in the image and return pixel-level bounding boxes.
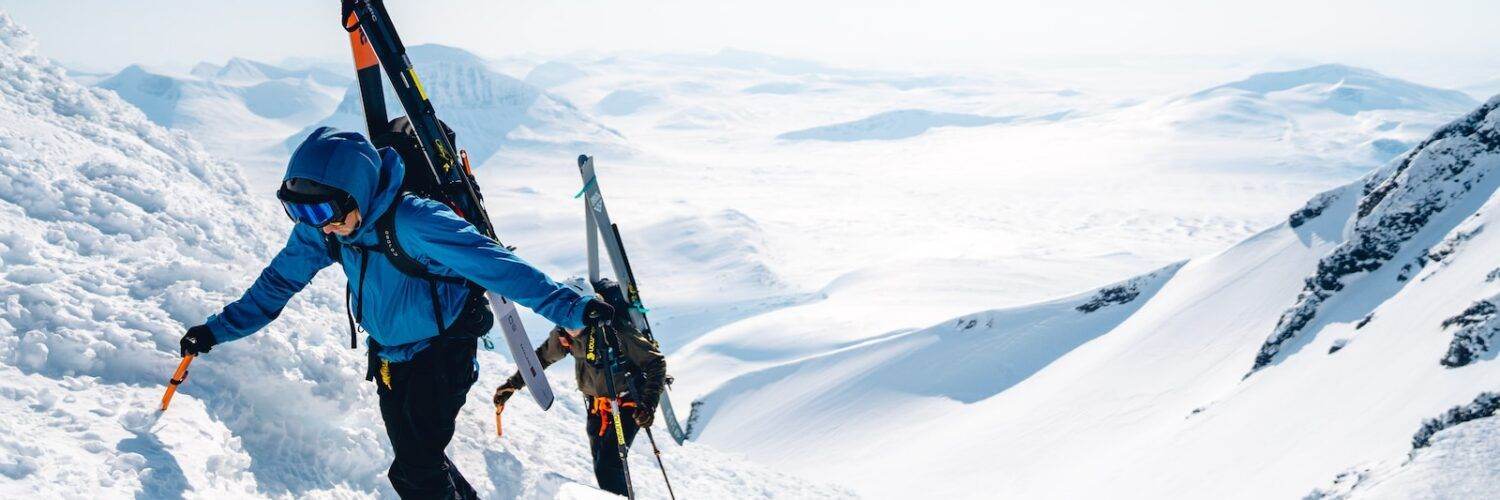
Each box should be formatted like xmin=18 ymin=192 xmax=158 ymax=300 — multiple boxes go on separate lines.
xmin=4 ymin=7 xmax=1500 ymax=499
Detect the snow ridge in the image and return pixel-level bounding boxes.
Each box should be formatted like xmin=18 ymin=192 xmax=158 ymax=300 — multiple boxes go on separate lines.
xmin=1252 ymin=97 xmax=1500 ymax=373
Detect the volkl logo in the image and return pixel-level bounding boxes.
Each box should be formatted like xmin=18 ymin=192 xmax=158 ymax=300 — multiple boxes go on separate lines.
xmin=589 ymin=193 xmax=604 ymax=214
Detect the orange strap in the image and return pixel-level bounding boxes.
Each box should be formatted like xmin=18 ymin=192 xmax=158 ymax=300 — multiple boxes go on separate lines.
xmin=590 ymin=396 xmax=636 ymax=436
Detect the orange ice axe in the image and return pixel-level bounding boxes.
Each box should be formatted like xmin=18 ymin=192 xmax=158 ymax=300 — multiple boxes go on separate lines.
xmin=159 ymin=355 xmax=195 ymax=412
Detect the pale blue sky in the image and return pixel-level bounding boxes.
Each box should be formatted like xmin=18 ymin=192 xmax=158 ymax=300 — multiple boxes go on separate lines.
xmin=3 ymin=0 xmax=1497 ymax=86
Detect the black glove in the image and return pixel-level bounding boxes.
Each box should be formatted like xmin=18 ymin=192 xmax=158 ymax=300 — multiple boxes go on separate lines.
xmin=633 ymin=403 xmax=656 ymax=428
xmin=180 ymin=324 xmax=217 ymax=357
xmin=583 ymin=298 xmax=616 ymax=330
xmin=493 ymin=380 xmax=520 ymax=406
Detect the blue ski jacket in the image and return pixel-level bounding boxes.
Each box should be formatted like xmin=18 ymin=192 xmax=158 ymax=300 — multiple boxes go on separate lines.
xmin=205 ymin=127 xmax=592 ymax=361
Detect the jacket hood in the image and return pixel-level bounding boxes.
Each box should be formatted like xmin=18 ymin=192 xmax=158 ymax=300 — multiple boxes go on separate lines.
xmin=284 ymin=127 xmax=404 ymax=242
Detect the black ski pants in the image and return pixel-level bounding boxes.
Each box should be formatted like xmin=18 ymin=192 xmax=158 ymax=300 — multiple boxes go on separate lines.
xmin=587 ymin=397 xmax=641 ymax=496
xmin=376 ymin=337 xmax=480 ymax=500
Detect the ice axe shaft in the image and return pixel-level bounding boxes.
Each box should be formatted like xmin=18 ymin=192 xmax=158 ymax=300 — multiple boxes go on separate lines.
xmin=159 ymin=355 xmax=195 ymax=412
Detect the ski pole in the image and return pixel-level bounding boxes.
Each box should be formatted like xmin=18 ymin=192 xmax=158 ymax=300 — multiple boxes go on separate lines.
xmin=598 ymin=335 xmax=636 ymax=500
xmin=159 ymin=355 xmax=195 ymax=412
xmin=624 ymin=369 xmax=678 ymax=499
xmin=642 ymin=427 xmax=677 ymax=500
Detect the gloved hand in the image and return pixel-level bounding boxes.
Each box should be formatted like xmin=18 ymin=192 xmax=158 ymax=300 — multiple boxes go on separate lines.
xmin=493 ymin=380 xmax=520 ymax=407
xmin=633 ymin=403 xmax=656 ymax=428
xmin=179 ymin=324 xmax=217 ymax=357
xmin=582 ymin=298 xmax=616 ymax=330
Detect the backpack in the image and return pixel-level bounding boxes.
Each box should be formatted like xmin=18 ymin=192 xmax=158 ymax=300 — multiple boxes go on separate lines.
xmin=326 ymin=117 xmax=494 ymax=350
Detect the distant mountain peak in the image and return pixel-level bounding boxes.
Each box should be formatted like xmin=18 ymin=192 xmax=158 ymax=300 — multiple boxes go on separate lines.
xmin=1188 ymin=64 xmax=1476 ymax=114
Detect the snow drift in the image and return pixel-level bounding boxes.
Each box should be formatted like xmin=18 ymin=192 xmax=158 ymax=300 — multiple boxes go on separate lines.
xmin=0 ymin=12 xmax=845 ymax=498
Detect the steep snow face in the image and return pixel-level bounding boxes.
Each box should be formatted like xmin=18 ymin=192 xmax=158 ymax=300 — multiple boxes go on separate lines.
xmin=300 ymin=44 xmax=628 ymax=169
xmin=0 ymin=13 xmax=846 ymax=498
xmin=677 ymin=96 xmax=1500 ymax=497
xmin=1253 ymin=98 xmax=1500 ymax=372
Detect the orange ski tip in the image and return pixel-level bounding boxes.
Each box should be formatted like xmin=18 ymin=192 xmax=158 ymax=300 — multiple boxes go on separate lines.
xmin=348 ymin=29 xmax=379 ymax=70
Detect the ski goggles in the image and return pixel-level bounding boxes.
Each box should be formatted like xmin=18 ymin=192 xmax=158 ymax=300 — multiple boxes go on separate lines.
xmin=276 ymin=187 xmax=357 ymax=228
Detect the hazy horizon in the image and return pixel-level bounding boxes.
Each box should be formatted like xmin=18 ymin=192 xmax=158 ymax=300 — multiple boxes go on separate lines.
xmin=3 ymin=0 xmax=1498 ymax=91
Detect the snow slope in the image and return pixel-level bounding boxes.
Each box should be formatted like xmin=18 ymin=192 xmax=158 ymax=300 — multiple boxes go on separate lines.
xmin=0 ymin=13 xmax=847 ymax=499
xmin=679 ymin=93 xmax=1500 ymax=497
xmin=297 ymin=44 xmax=629 ymax=169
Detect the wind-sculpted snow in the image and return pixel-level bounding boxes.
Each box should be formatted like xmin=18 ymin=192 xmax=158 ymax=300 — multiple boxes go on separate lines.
xmin=0 ymin=13 xmax=848 ymax=498
xmin=1252 ymin=97 xmax=1500 ymax=373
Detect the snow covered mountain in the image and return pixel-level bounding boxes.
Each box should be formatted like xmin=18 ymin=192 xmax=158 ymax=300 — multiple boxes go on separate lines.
xmin=298 ymin=44 xmax=629 ymax=169
xmin=1150 ymin=64 xmax=1476 ymax=164
xmin=776 ymin=109 xmax=1022 ymax=142
xmin=191 ymin=57 xmax=351 ymax=87
xmin=96 ymin=62 xmax=343 ymax=183
xmin=0 ymin=13 xmax=845 ymax=498
xmin=676 ymin=94 xmax=1500 ymax=496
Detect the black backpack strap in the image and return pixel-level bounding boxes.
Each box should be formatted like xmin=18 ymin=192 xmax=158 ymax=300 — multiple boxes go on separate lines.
xmin=375 ymin=194 xmax=481 ymax=338
xmin=375 ymin=196 xmax=466 ymax=284
xmin=325 ymin=233 xmax=342 ymax=264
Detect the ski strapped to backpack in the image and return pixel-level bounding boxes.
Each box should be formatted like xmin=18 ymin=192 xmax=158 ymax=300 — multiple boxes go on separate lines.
xmin=341 ymin=0 xmax=555 ymax=409
xmin=576 ymin=154 xmax=691 ymax=445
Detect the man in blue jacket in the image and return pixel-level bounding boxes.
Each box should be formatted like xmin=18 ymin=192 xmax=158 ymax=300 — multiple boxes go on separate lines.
xmin=179 ymin=127 xmax=613 ymax=499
